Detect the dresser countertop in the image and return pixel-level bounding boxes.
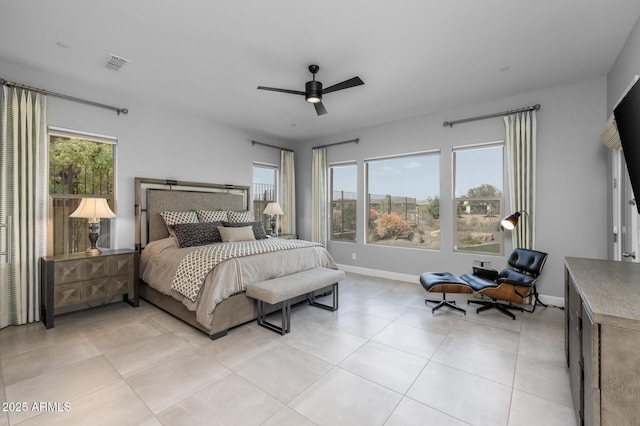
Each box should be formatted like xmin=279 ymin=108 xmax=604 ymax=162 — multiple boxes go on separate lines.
xmin=565 ymin=256 xmax=640 ymax=331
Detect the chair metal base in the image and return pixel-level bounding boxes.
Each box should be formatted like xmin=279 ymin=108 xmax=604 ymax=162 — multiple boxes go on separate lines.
xmin=468 ymin=299 xmax=523 ymax=320
xmin=425 ymin=293 xmax=466 ymax=315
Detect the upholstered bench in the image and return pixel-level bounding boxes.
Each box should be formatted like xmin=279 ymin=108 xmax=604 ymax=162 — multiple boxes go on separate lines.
xmin=419 ymin=272 xmax=473 ymax=314
xmin=246 ymin=267 xmax=345 ymax=334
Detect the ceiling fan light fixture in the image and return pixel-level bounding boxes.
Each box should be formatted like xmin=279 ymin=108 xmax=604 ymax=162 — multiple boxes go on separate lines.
xmin=305 ymin=80 xmax=322 ymax=103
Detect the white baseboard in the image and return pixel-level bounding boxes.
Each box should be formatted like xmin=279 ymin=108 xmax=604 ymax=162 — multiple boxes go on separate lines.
xmin=336 ymin=263 xmax=565 ymax=307
xmin=537 ymin=294 xmax=565 ymax=308
xmin=336 ymin=264 xmax=420 ymax=284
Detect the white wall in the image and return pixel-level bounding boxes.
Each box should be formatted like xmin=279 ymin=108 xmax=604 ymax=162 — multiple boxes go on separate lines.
xmin=608 ymin=15 xmax=640 ymax=113
xmin=296 ymin=77 xmax=609 ymax=300
xmin=1 ymin=60 xmax=610 ymax=300
xmin=0 ymin=60 xmax=288 ymax=250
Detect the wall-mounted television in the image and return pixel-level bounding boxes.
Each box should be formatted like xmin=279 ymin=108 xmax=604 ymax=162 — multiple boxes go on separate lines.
xmin=614 ymin=77 xmax=640 ymax=215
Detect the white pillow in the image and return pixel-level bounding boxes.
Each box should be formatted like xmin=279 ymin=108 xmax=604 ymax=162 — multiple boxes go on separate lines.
xmin=159 ymin=211 xmax=198 ymax=237
xmin=226 ymin=210 xmax=253 ymax=222
xmin=196 ymin=209 xmax=228 ymax=222
xmin=218 ymin=225 xmax=256 ymax=242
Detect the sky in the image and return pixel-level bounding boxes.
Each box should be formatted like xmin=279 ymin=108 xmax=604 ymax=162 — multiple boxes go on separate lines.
xmin=252 ymin=145 xmax=503 ymax=202
xmin=332 ymin=145 xmax=503 ymax=201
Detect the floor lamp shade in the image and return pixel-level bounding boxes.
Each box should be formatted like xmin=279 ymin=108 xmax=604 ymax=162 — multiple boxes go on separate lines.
xmin=70 ymin=198 xmax=116 ymax=255
xmin=501 ymin=211 xmax=522 ymax=231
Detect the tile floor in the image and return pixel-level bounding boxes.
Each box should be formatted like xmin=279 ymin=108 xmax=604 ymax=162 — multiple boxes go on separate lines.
xmin=0 ymin=273 xmax=576 ymax=425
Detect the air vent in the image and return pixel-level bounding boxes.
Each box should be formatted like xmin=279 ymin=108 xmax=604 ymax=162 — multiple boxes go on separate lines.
xmin=105 ymin=54 xmax=130 ymax=72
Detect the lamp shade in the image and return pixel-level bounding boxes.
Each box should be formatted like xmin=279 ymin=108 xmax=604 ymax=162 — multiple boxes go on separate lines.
xmin=501 ymin=211 xmax=521 ymax=230
xmin=263 ymin=202 xmax=284 ymax=215
xmin=70 ymin=198 xmax=116 ymax=222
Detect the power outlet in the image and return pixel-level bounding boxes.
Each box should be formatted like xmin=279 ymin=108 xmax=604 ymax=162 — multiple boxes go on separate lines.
xmin=352 ymin=253 xmax=357 ymax=260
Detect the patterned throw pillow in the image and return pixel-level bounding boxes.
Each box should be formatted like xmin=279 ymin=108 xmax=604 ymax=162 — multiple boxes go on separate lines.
xmin=226 ymin=210 xmax=253 ymax=223
xmin=159 ymin=211 xmax=199 ymax=237
xmin=169 ymin=222 xmax=223 ymax=248
xmin=222 ymin=221 xmax=268 ymax=240
xmin=195 ymin=209 xmax=228 ymax=222
xmin=218 ymin=225 xmax=256 ymax=242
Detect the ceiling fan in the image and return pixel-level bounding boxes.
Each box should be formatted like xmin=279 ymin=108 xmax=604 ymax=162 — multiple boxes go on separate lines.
xmin=257 ymin=64 xmax=364 ymax=116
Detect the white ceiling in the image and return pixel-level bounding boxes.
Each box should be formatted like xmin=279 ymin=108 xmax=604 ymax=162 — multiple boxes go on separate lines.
xmin=1 ymin=1 xmax=640 ymax=143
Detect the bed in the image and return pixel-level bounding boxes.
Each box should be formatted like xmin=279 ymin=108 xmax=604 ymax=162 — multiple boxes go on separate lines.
xmin=134 ymin=177 xmax=338 ymax=339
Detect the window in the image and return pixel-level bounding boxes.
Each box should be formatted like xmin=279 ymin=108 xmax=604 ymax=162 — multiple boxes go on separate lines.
xmin=330 ymin=163 xmax=357 ymax=242
xmin=252 ymin=163 xmax=278 ymax=231
xmin=366 ymin=151 xmax=440 ymax=250
xmin=453 ymin=143 xmax=504 ymax=254
xmin=48 ymin=128 xmax=116 ymax=255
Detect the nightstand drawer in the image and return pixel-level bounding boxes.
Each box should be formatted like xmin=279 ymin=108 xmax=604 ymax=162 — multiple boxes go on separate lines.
xmin=54 ymin=282 xmax=84 ymax=307
xmin=111 ymin=275 xmax=134 ymax=295
xmin=41 ymin=249 xmax=139 ymax=328
xmin=110 ymin=254 xmax=134 ymax=276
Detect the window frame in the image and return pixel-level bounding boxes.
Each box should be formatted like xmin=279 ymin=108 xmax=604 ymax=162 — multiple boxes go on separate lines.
xmin=452 ymin=141 xmax=505 ymax=256
xmin=47 ymin=126 xmax=117 ymax=255
xmin=330 ymin=161 xmax=358 ymax=243
xmin=364 ymin=149 xmax=441 ymax=251
xmin=252 ymin=162 xmax=279 ymax=231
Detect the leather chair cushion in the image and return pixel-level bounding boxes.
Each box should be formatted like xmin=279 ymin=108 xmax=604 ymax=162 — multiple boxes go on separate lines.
xmin=419 ymin=272 xmax=472 ymax=293
xmin=460 ymin=273 xmax=499 ymax=292
xmin=498 ymin=269 xmax=535 ymax=287
xmin=508 ymin=248 xmax=548 ymax=275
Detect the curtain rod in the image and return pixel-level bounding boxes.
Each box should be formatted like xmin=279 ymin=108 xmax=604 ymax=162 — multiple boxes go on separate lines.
xmin=443 ymin=104 xmax=540 ymax=128
xmin=251 ymin=140 xmax=294 ymax=152
xmin=312 ymin=137 xmax=359 ymax=150
xmin=0 ymin=77 xmax=129 ymax=116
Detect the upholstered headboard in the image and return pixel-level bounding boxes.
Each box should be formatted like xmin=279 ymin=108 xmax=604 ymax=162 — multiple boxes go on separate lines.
xmin=134 ymin=177 xmax=250 ymax=251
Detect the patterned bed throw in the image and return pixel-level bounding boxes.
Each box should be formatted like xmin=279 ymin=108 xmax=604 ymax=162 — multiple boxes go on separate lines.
xmin=171 ymin=239 xmax=323 ymax=301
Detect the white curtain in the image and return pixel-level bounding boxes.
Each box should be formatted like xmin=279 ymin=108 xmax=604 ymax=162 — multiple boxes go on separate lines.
xmin=311 ymin=147 xmax=328 ymax=245
xmin=504 ymin=110 xmax=536 ymax=249
xmin=0 ymin=86 xmax=47 ymax=329
xmin=279 ymin=150 xmax=296 ymax=236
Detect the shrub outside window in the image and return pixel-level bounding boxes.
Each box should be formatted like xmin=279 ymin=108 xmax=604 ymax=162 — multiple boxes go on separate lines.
xmin=366 ymin=151 xmax=440 ymax=250
xmin=330 ymin=163 xmax=357 ymax=242
xmin=453 ymin=143 xmax=504 ymax=254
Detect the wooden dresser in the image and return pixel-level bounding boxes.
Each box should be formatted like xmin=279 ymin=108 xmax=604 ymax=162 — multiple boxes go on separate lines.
xmin=41 ymin=249 xmax=138 ymax=328
xmin=565 ymin=257 xmax=640 ymax=426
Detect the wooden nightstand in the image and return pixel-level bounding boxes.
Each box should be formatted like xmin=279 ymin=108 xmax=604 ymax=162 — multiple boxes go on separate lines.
xmin=40 ymin=249 xmax=138 ymax=328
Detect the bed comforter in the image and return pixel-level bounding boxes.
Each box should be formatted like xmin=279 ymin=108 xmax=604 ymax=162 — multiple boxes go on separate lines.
xmin=139 ymin=237 xmax=338 ymax=328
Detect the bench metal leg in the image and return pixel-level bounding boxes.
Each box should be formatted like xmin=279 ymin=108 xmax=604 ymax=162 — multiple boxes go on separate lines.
xmin=308 ymin=283 xmax=339 ymax=311
xmin=257 ymin=299 xmax=291 ymax=335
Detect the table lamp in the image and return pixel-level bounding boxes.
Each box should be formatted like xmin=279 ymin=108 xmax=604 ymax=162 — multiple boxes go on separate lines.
xmin=69 ymin=197 xmax=116 ymax=255
xmin=263 ymin=202 xmax=284 ymax=236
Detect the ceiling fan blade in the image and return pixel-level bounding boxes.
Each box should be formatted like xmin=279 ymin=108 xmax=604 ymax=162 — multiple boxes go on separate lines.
xmin=314 ymin=102 xmax=328 ymax=116
xmin=322 ymin=76 xmax=364 ymax=94
xmin=257 ymin=86 xmax=305 ymax=96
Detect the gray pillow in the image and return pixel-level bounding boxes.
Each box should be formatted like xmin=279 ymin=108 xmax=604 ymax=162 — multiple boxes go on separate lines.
xmin=218 ymin=225 xmax=256 ymax=242
xmin=222 ymin=221 xmax=268 ymax=240
xmin=169 ymin=221 xmax=222 ymax=248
